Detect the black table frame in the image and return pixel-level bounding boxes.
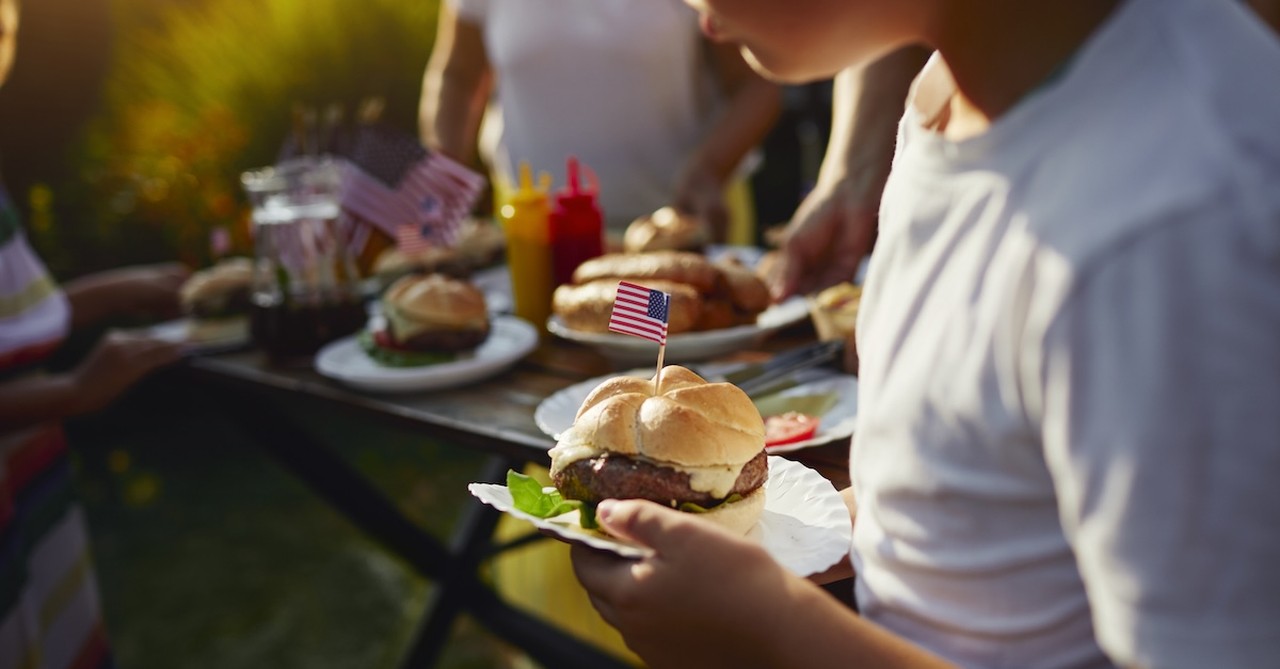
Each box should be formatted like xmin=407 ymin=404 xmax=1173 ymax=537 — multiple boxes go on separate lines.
xmin=188 ymin=364 xmax=634 ymax=669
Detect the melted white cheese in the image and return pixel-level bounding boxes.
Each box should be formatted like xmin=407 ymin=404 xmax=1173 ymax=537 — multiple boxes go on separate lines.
xmin=548 ymin=437 xmax=749 ymax=499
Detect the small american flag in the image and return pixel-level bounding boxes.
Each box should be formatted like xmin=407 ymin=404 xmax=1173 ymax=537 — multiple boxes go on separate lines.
xmin=609 ymin=281 xmax=671 ymax=345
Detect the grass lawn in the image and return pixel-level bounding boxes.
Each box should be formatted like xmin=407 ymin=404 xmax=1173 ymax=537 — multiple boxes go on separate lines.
xmin=68 ymin=375 xmax=520 ymax=669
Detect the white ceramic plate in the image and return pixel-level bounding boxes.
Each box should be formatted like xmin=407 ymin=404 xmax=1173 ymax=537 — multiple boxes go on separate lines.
xmin=534 ymin=367 xmax=857 ymax=452
xmin=547 ymin=296 xmax=808 ymax=364
xmin=468 ymin=456 xmax=852 ymax=577
xmin=142 ymin=317 xmax=251 ymax=355
xmin=314 ymin=315 xmax=538 ymax=393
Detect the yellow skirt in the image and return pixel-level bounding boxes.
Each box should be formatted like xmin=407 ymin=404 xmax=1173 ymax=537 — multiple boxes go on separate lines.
xmin=491 ymin=465 xmax=641 ymax=666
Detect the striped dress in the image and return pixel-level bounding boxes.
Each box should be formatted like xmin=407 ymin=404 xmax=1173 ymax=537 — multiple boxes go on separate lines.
xmin=0 ymin=181 xmax=112 ymax=669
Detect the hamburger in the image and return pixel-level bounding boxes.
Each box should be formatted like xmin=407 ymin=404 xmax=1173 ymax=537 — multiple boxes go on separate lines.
xmin=180 ymin=257 xmax=253 ymax=341
xmin=547 ymin=365 xmax=768 ymax=535
xmin=363 ymin=274 xmax=490 ymax=366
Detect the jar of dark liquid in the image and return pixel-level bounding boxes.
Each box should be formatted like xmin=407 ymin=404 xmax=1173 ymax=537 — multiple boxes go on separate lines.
xmin=241 ymin=158 xmax=366 ymax=365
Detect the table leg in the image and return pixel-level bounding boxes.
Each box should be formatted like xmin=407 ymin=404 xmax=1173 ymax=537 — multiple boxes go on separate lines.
xmin=206 ymin=388 xmax=633 ymax=669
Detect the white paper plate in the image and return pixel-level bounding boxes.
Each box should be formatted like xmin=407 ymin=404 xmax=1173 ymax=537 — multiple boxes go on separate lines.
xmin=142 ymin=317 xmax=251 ymax=355
xmin=534 ymin=366 xmax=857 ymax=452
xmin=314 ymin=315 xmax=538 ymax=393
xmin=468 ymin=456 xmax=852 ymax=577
xmin=547 ymin=296 xmax=808 ymax=364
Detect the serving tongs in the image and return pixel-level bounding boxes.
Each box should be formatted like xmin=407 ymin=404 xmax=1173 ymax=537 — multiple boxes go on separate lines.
xmin=712 ymin=339 xmax=847 ymax=398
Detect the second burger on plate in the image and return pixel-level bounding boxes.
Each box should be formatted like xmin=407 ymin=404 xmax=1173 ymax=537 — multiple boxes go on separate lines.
xmin=362 ymin=274 xmax=491 ymax=367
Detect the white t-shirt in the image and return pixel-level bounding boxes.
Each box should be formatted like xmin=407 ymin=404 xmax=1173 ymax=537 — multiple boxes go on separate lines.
xmin=449 ymin=0 xmax=724 ymax=230
xmin=852 ymin=0 xmax=1280 ymax=667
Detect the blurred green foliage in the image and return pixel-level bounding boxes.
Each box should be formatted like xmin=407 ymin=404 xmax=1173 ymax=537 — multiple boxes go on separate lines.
xmin=37 ymin=0 xmax=438 ymax=273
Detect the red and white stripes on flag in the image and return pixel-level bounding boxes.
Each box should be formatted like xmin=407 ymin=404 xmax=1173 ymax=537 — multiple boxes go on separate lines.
xmin=339 ymin=152 xmax=484 ymax=254
xmin=395 ymin=223 xmax=434 ymax=256
xmin=608 ymin=281 xmax=671 ymax=345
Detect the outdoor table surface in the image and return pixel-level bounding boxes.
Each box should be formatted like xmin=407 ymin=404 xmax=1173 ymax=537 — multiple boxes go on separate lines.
xmin=183 ymin=320 xmax=853 ymax=488
xmin=175 ymin=318 xmax=853 ymax=667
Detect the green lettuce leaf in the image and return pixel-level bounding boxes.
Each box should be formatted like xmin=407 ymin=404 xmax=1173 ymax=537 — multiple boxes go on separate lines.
xmin=677 ymin=493 xmax=742 ymax=514
xmin=507 ymin=470 xmax=589 ymax=522
xmin=752 ymin=391 xmax=839 ymax=420
xmin=358 ymin=329 xmax=456 ymax=368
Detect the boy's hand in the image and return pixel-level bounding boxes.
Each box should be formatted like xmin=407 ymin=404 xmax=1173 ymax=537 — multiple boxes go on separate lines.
xmin=70 ymin=331 xmax=184 ymax=415
xmin=770 ymin=176 xmax=878 ymax=301
xmin=571 ymin=499 xmax=789 ymax=667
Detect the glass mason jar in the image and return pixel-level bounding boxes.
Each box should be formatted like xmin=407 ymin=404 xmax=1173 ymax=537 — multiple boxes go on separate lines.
xmin=240 ymin=157 xmax=367 ymax=364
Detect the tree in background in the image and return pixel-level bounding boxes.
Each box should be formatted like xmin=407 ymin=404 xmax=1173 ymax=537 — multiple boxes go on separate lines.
xmin=16 ymin=0 xmax=438 ymax=275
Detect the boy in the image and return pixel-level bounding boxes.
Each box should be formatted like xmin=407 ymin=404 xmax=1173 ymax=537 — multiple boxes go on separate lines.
xmin=1 ymin=0 xmax=189 ymax=665
xmin=570 ymin=0 xmax=1280 ymax=667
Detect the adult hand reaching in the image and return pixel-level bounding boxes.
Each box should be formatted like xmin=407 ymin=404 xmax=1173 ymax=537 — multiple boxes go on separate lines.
xmin=673 ymin=167 xmax=731 ymax=245
xmin=770 ymin=173 xmax=881 ymax=301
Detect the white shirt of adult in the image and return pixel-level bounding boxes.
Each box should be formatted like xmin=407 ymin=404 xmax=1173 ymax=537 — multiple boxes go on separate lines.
xmin=448 ymin=0 xmax=725 ymax=230
xmin=852 ymin=0 xmax=1280 ymax=667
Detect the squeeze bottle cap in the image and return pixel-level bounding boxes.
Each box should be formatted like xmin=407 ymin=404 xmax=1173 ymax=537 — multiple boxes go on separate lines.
xmin=555 ymin=156 xmax=599 ymax=209
xmin=510 ymin=161 xmax=552 ymax=205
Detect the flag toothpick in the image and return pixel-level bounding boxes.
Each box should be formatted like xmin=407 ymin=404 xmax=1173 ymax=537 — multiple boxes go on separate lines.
xmin=608 ymin=281 xmax=672 ymax=396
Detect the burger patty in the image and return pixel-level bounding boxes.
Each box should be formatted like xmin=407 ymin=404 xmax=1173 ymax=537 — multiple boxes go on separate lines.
xmin=552 ymin=450 xmax=768 ymax=507
xmin=395 ymin=325 xmax=489 ymax=352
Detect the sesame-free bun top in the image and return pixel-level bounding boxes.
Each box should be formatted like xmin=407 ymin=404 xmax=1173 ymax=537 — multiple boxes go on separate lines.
xmin=555 ymin=366 xmax=765 ymax=469
xmin=383 ymin=274 xmax=488 ymax=331
xmin=180 ymin=257 xmax=253 ymax=314
xmin=623 ymin=206 xmax=709 ymax=254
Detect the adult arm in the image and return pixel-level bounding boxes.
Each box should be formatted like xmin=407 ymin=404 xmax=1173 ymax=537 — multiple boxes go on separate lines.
xmin=673 ymin=41 xmax=782 ymax=242
xmin=770 ymin=46 xmax=930 ymax=299
xmin=571 ymin=499 xmax=957 ymax=668
xmin=419 ymin=1 xmax=492 ymax=164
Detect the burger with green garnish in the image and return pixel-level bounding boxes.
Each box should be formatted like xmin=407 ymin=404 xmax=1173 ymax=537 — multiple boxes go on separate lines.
xmin=361 ymin=273 xmax=490 ymax=367
xmin=532 ymin=365 xmax=768 ymax=535
xmin=180 ymin=257 xmax=253 ymax=342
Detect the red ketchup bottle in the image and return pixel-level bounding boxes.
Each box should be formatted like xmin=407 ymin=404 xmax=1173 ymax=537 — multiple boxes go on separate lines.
xmin=549 ymin=156 xmax=604 ymax=287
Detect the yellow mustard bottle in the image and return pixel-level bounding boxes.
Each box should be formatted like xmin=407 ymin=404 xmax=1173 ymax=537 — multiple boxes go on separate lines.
xmin=501 ymin=162 xmax=554 ymax=334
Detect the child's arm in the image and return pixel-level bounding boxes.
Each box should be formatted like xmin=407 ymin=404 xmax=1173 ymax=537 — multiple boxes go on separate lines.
xmin=62 ymin=262 xmax=188 ymax=330
xmin=0 ymin=331 xmax=182 ymax=432
xmin=571 ymin=498 xmax=958 ymax=669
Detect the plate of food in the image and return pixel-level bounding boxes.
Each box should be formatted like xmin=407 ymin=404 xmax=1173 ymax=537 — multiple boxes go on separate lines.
xmin=141 ymin=257 xmax=253 ymax=354
xmin=535 ymin=366 xmax=857 ymax=452
xmin=316 ymin=274 xmax=537 ymax=392
xmin=547 ymin=249 xmax=807 ymax=363
xmin=470 ymin=366 xmax=852 ymax=576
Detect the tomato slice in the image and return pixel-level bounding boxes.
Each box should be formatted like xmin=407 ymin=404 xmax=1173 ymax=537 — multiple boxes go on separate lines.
xmin=764 ymin=412 xmax=820 ymax=448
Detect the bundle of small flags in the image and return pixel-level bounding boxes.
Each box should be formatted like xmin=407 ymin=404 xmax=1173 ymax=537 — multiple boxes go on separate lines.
xmin=338 ymin=123 xmax=485 ymax=256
